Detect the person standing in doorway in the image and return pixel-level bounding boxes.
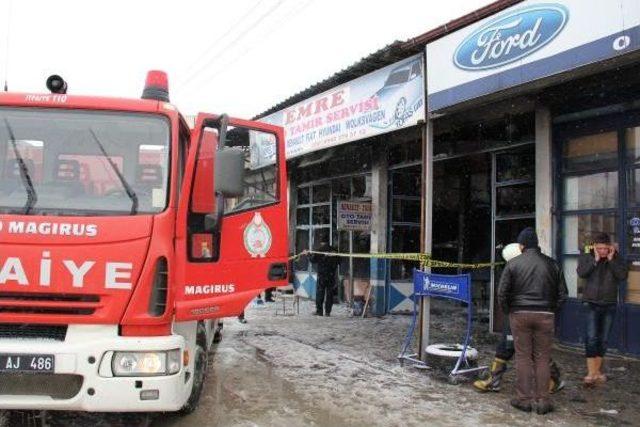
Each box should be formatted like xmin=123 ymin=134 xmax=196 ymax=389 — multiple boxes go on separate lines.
xmin=498 ymin=227 xmax=567 ymax=415
xmin=577 ymin=232 xmax=627 ymax=386
xmin=475 ymin=243 xmax=564 ymax=394
xmin=307 ymin=241 xmax=339 ymax=317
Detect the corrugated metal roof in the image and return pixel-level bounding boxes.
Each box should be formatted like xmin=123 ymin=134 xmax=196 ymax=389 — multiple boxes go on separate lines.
xmin=254 ymin=41 xmax=421 ymax=119
xmin=254 ymin=0 xmax=524 ymax=120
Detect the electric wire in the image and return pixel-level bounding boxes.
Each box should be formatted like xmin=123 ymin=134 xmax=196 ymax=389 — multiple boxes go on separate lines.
xmin=176 ymin=0 xmax=287 ymax=94
xmin=177 ymin=0 xmax=313 ymax=101
xmin=176 ymin=0 xmax=265 ymax=88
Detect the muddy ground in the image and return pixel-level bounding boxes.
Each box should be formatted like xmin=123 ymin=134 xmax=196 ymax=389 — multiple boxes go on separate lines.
xmin=4 ymin=299 xmax=640 ymax=426
xmin=158 ymin=300 xmax=640 ymax=427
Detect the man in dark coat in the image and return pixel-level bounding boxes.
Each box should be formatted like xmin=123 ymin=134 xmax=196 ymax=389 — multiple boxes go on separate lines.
xmin=577 ymin=232 xmax=627 ymax=386
xmin=498 ymin=227 xmax=567 ymax=415
xmin=308 ymin=241 xmax=339 ymax=317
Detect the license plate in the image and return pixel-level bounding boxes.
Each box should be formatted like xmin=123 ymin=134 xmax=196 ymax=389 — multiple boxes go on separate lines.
xmin=0 ymin=354 xmax=55 ymax=373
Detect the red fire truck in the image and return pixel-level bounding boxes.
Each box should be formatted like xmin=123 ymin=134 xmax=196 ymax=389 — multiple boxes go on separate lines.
xmin=0 ymin=72 xmax=289 ymax=413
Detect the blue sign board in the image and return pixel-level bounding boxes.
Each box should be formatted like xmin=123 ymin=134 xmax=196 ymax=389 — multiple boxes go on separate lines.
xmin=413 ymin=271 xmax=471 ymax=304
xmin=454 ymin=4 xmax=569 ymax=71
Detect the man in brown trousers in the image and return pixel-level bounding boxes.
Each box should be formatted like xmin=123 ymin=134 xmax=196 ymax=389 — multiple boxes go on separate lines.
xmin=498 ymin=227 xmax=567 ymax=414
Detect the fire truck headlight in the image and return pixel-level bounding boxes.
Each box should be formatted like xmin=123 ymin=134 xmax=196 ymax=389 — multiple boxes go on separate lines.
xmin=167 ymin=349 xmax=181 ymax=375
xmin=112 ymin=350 xmax=180 ymax=376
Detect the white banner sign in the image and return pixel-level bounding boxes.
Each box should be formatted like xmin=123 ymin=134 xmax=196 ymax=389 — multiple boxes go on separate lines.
xmin=337 ymin=201 xmax=372 ymax=231
xmin=260 ymin=54 xmax=425 ymax=161
xmin=426 ymin=0 xmax=640 ymax=112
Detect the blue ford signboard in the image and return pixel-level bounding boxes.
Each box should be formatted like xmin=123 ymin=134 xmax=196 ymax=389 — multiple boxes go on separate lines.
xmin=413 ymin=270 xmax=471 ymax=304
xmin=454 ymin=4 xmax=569 ymax=71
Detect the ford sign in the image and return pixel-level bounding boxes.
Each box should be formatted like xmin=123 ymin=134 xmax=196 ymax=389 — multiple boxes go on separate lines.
xmin=454 ymin=4 xmax=569 ymax=71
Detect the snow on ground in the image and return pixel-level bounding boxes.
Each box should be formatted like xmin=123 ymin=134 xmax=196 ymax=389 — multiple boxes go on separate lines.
xmin=161 ymin=299 xmax=639 ymax=427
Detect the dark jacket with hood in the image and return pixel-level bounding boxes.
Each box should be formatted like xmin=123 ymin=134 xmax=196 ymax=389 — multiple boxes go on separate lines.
xmin=577 ymin=253 xmax=627 ymax=304
xmin=498 ymin=247 xmax=568 ymax=314
xmin=309 ymin=243 xmax=339 ymax=286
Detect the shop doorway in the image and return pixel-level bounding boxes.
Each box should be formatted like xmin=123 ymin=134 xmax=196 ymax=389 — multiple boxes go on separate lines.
xmin=433 ymin=145 xmax=535 ymax=330
xmin=387 ymin=165 xmax=421 ymax=312
xmin=555 ymin=110 xmax=640 ymax=355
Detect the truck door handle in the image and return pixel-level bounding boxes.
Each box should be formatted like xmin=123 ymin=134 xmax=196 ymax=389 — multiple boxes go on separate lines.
xmin=268 ymin=263 xmax=288 ymax=281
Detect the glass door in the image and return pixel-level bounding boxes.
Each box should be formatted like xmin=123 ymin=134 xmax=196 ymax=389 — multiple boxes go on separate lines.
xmin=556 ymin=126 xmax=623 ymax=351
xmin=491 ymin=146 xmax=536 ymax=332
xmin=387 ymin=165 xmax=421 ymax=312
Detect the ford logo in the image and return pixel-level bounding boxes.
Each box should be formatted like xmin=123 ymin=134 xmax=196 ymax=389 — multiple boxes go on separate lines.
xmin=454 ymin=4 xmax=569 ymax=71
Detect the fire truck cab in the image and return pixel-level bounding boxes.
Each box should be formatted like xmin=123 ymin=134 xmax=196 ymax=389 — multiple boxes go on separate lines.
xmin=0 ymin=72 xmax=289 ymax=413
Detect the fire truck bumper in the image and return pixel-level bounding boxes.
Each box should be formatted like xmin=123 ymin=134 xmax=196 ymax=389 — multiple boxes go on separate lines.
xmin=0 ymin=325 xmax=191 ymax=412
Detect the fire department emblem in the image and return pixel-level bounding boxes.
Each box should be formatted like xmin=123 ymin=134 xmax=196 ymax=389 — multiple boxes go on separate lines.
xmin=243 ymin=212 xmax=272 ymax=258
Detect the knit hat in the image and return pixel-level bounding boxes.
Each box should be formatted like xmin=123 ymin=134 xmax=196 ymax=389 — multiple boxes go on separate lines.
xmin=517 ymin=227 xmax=539 ymax=249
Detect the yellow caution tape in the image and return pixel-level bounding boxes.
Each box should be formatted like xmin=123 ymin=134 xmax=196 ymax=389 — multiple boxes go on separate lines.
xmin=288 ymin=251 xmax=502 ymax=269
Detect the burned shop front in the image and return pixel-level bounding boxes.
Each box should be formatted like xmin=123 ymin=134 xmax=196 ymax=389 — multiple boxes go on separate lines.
xmin=259 ymin=51 xmax=426 ymax=316
xmin=425 ymin=0 xmax=640 ymax=355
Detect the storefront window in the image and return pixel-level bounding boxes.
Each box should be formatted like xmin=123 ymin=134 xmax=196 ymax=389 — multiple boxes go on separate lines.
xmin=297 ymin=187 xmax=310 ymax=205
xmin=390 ymin=225 xmax=420 ymax=280
xmin=625 ymin=126 xmax=640 ymax=164
xmin=434 ymin=113 xmax=534 ymax=159
xmin=296 ymin=208 xmax=310 ymax=225
xmin=352 ymin=175 xmax=371 ymax=199
xmin=313 ymin=184 xmax=331 ymax=203
xmin=627 ymin=261 xmax=640 ymax=304
xmin=496 ymin=184 xmax=535 ymax=216
xmin=627 ymin=169 xmax=640 ymax=206
xmin=352 ymin=231 xmax=371 ymax=280
xmin=496 ymin=151 xmax=534 ymax=182
xmin=332 ymin=178 xmax=351 ymax=200
xmin=388 ymin=138 xmax=421 ymax=166
xmin=562 ymin=257 xmax=585 ymax=298
xmin=392 ymin=172 xmax=421 ymax=197
xmin=561 ymin=214 xmax=617 ymax=255
xmin=295 ymin=229 xmax=309 ymax=270
xmin=392 ymin=199 xmax=421 ymax=223
xmin=312 ymin=205 xmax=330 ymax=225
xmin=563 ymin=171 xmax=618 ymax=210
xmin=390 ymin=166 xmax=421 ymax=281
xmin=563 ymin=131 xmax=618 ymax=172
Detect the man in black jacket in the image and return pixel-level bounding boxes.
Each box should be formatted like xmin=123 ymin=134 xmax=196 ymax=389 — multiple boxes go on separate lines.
xmin=576 ymin=232 xmax=627 ymax=386
xmin=498 ymin=227 xmax=567 ymax=415
xmin=308 ymin=241 xmax=340 ymax=317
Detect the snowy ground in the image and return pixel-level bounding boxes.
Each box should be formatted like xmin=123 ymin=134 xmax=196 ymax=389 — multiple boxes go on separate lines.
xmin=157 ymin=299 xmax=640 ymax=427
xmin=4 ymin=299 xmax=638 ymax=426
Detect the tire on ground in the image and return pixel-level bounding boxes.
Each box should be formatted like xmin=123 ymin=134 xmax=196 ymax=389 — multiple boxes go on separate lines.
xmin=425 ymin=343 xmax=478 ymax=372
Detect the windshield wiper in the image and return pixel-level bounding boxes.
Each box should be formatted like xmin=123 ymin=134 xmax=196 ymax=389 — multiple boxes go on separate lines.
xmin=89 ymin=129 xmax=138 ymax=215
xmin=4 ymin=118 xmax=37 ymax=214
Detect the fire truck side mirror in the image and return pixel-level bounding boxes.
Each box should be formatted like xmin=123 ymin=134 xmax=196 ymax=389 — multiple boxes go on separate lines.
xmin=214 ymin=147 xmax=245 ymax=198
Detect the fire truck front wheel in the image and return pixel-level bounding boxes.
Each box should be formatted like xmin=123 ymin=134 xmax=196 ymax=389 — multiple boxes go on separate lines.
xmin=179 ymin=327 xmax=208 ymax=414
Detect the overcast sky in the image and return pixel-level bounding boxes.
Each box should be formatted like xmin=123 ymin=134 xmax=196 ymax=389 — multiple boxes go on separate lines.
xmin=0 ymin=0 xmax=494 ymax=118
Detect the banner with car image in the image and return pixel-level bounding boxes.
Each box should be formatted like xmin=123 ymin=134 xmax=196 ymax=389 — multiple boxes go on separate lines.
xmin=258 ymin=54 xmax=424 ymax=165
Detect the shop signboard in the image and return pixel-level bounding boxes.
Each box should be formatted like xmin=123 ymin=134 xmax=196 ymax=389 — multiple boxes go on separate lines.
xmin=337 ymin=201 xmax=372 ymax=231
xmin=426 ymin=0 xmax=640 ymax=112
xmin=259 ymin=54 xmax=425 ymax=165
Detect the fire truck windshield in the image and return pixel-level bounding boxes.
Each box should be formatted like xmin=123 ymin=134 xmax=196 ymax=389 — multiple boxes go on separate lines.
xmin=0 ymin=108 xmax=170 ymax=216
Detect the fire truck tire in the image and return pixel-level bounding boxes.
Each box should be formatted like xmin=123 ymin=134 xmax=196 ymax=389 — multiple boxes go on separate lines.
xmin=179 ymin=330 xmax=208 ymax=414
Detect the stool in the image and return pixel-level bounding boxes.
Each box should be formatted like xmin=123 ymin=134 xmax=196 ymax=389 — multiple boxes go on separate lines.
xmin=275 ymin=292 xmax=300 ymax=316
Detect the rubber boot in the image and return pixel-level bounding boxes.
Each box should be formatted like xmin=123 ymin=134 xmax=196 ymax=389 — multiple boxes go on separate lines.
xmin=473 ymin=358 xmax=507 ymax=392
xmin=548 ymin=359 xmax=565 ymax=394
xmin=583 ymin=357 xmax=596 ymax=386
xmin=594 ymin=356 xmax=607 ymax=384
